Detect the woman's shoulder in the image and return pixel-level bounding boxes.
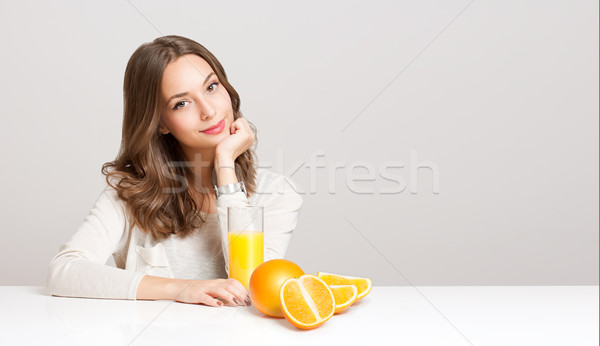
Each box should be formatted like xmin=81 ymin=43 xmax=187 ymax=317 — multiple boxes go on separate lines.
xmin=256 ymin=168 xmax=296 ymax=189
xmin=94 ymin=179 xmax=128 ymax=215
xmin=254 ymin=168 xmax=301 ymax=194
xmin=255 ymin=168 xmax=281 ymax=186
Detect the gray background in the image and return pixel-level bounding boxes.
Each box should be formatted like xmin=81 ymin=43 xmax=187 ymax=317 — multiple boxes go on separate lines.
xmin=0 ymin=0 xmax=597 ymax=286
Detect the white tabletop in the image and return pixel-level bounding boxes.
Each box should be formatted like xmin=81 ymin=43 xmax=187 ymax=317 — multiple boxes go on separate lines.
xmin=0 ymin=286 xmax=597 ymax=346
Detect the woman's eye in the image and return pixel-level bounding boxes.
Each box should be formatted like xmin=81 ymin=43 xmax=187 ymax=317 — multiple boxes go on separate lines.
xmin=207 ymin=81 xmax=219 ymax=93
xmin=172 ymin=100 xmax=188 ymax=110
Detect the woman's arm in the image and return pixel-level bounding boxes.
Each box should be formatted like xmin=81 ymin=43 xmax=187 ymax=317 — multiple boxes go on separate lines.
xmin=137 ymin=275 xmax=251 ymax=306
xmin=46 ymin=185 xmax=144 ymax=300
xmin=214 ymin=155 xmax=238 ymax=186
xmin=47 ymin=185 xmax=251 ymax=306
xmin=214 ymin=117 xmax=254 ymax=187
xmin=136 ymin=275 xmax=174 ymax=300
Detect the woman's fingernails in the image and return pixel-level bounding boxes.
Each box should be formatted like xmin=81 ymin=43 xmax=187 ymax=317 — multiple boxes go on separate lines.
xmin=244 ymin=296 xmax=252 ymax=306
xmin=216 ymin=300 xmax=223 ymax=306
xmin=233 ymin=297 xmax=241 ymax=305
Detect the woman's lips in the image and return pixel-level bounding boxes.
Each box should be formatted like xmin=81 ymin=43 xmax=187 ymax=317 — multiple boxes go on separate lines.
xmin=201 ymin=119 xmax=225 ymax=135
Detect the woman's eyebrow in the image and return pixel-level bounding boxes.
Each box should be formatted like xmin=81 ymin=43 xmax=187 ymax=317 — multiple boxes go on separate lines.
xmin=166 ymin=72 xmax=216 ymax=103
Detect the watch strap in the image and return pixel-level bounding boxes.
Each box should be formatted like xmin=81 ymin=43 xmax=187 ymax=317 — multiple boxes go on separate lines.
xmin=214 ymin=181 xmax=246 ymax=198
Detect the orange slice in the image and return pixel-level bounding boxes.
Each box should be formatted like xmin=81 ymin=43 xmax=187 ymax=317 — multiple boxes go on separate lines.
xmin=279 ymin=274 xmax=335 ymax=330
xmin=317 ymin=272 xmax=372 ymax=302
xmin=329 ymin=284 xmax=358 ymax=313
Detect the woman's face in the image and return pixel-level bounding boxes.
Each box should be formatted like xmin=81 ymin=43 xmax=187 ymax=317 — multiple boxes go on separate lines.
xmin=159 ymin=54 xmax=234 ymax=157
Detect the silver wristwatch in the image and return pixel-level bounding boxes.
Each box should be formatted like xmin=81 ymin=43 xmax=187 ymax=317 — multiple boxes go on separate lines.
xmin=214 ymin=181 xmax=246 ymax=198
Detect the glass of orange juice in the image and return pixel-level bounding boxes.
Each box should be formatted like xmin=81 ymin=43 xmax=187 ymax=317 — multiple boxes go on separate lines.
xmin=227 ymin=205 xmax=264 ymax=290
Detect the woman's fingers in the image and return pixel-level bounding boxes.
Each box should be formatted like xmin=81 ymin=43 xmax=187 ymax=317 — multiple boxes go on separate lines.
xmin=202 ymin=279 xmax=249 ymax=307
xmin=234 ymin=118 xmax=253 ymax=134
xmin=216 ymin=279 xmax=250 ymax=306
xmin=175 ymin=279 xmax=251 ymax=308
xmin=237 ymin=119 xmax=255 ymax=147
xmin=226 ymin=278 xmax=251 ymax=305
xmin=178 ymin=291 xmax=223 ymax=307
xmin=209 ymin=287 xmax=241 ymax=306
xmin=229 ymin=118 xmax=254 ymax=153
xmin=231 ymin=118 xmax=244 ymax=134
xmin=215 ymin=117 xmax=255 ymax=161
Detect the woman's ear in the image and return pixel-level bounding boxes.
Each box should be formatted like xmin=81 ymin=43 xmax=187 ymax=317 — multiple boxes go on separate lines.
xmin=159 ymin=121 xmax=170 ymax=135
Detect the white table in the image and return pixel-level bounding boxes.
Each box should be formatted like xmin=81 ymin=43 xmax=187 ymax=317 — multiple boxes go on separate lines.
xmin=0 ymin=286 xmax=597 ymax=345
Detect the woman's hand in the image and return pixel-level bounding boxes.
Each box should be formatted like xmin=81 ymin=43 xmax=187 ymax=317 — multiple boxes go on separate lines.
xmin=214 ymin=117 xmax=255 ymax=163
xmin=172 ymin=278 xmax=251 ymax=307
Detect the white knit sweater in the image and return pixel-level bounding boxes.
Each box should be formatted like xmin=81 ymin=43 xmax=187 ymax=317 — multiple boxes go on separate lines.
xmin=45 ymin=168 xmax=303 ymax=300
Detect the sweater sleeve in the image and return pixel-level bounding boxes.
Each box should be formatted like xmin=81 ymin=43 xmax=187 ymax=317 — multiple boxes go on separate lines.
xmin=45 ymin=185 xmax=145 ymax=300
xmin=215 ymin=173 xmax=303 ymax=276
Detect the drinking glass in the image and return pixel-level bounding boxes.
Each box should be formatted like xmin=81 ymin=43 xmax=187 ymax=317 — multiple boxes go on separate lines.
xmin=227 ymin=206 xmax=264 ymax=290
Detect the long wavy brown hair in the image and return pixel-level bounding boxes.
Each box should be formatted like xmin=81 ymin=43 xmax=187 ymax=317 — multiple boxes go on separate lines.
xmin=102 ymin=35 xmax=257 ymax=241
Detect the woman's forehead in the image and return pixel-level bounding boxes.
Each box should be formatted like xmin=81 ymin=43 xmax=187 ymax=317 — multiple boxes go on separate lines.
xmin=162 ymin=54 xmax=215 ymax=94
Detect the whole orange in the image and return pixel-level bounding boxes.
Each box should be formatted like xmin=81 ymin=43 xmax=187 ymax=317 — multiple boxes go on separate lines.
xmin=249 ymin=259 xmax=304 ymax=317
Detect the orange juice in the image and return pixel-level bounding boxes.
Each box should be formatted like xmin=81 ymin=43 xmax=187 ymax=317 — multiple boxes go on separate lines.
xmin=228 ymin=231 xmax=264 ymax=289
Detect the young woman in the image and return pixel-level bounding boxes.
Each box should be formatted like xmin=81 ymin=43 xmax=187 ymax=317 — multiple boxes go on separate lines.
xmin=46 ymin=35 xmax=303 ymax=308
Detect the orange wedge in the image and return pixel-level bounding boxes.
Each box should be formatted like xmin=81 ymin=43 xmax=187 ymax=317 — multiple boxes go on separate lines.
xmin=317 ymin=272 xmax=372 ymax=302
xmin=329 ymin=284 xmax=358 ymax=313
xmin=279 ymin=274 xmax=335 ymax=330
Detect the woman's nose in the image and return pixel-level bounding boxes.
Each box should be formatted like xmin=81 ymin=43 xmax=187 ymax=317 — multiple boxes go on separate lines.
xmin=198 ymin=100 xmax=216 ymax=121
xmin=200 ymin=110 xmax=215 ymax=121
